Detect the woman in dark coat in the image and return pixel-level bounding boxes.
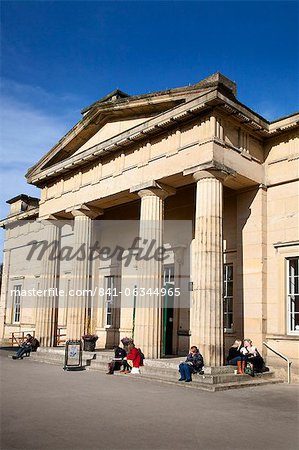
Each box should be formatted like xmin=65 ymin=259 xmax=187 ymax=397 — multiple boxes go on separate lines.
xmin=240 ymin=339 xmax=265 ymax=374
xmin=227 ymin=339 xmax=245 ymax=374
xmin=106 ymin=345 xmax=127 ymax=375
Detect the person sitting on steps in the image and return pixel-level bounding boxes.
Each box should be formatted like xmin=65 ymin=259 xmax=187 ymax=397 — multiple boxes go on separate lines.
xmin=240 ymin=338 xmax=266 ymax=376
xmin=12 ymin=334 xmax=39 ymax=360
xmin=227 ymin=339 xmax=246 ymax=374
xmin=125 ymin=342 xmax=142 ymax=374
xmin=106 ymin=345 xmax=129 ymax=375
xmin=178 ymin=346 xmax=204 ymax=382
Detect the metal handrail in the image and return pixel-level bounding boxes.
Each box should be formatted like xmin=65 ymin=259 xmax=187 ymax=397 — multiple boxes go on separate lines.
xmin=263 ymin=342 xmax=292 ymax=384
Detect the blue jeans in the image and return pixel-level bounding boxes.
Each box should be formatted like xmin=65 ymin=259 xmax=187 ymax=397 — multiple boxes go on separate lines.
xmin=228 ymin=356 xmax=243 ymax=365
xmin=16 ymin=347 xmax=31 ymax=358
xmin=179 ymin=363 xmax=192 ymax=381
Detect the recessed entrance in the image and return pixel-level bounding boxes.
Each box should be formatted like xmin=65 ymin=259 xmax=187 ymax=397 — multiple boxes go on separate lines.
xmin=163 ymin=265 xmax=175 ymax=355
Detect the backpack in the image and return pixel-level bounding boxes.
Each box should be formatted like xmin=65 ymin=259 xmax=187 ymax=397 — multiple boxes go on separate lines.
xmin=31 ymin=338 xmax=40 ymax=352
xmin=138 ymin=348 xmax=145 ymax=366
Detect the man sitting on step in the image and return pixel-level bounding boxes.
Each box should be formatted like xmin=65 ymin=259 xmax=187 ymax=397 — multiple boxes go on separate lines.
xmin=178 ymin=346 xmax=204 ymax=382
xmin=12 ymin=334 xmax=39 ymax=360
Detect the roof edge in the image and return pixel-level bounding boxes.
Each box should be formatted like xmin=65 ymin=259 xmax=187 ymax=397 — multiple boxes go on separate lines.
xmin=6 ymin=194 xmax=40 ymax=205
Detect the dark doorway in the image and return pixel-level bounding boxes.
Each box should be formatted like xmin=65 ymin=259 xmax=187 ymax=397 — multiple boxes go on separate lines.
xmin=163 ymin=282 xmax=174 ymax=355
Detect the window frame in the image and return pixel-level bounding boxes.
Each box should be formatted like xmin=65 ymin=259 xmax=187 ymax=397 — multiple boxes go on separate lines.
xmin=105 ymin=275 xmax=114 ymax=327
xmin=223 ymin=263 xmax=233 ymax=333
xmin=286 ymin=257 xmax=299 ymax=335
xmin=12 ymin=284 xmax=22 ymax=324
xmin=163 ymin=265 xmax=175 ymax=285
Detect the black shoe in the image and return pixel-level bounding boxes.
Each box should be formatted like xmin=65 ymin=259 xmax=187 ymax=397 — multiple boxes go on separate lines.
xmin=185 ymin=379 xmax=192 ymax=383
xmin=12 ymin=356 xmax=17 ymax=360
xmin=178 ymin=378 xmax=186 ymax=381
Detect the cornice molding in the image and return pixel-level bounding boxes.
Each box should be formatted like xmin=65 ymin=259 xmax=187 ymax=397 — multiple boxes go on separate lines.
xmin=26 ymin=88 xmax=299 ymax=187
xmin=0 ymin=207 xmax=39 ymax=228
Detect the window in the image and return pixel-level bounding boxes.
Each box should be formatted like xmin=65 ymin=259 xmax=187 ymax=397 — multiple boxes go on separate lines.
xmin=62 ymin=279 xmax=71 ymax=326
xmin=223 ymin=264 xmax=233 ymax=332
xmin=105 ymin=276 xmax=114 ymax=326
xmin=287 ymin=257 xmax=299 ymax=333
xmin=12 ymin=284 xmax=21 ymax=323
xmin=163 ymin=265 xmax=175 ymax=285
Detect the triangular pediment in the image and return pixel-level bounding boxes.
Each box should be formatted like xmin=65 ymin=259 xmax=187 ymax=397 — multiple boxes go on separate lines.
xmin=26 ymin=73 xmax=238 ymax=184
xmin=81 ymin=89 xmax=130 ymax=113
xmin=42 ymin=109 xmax=163 ymax=169
xmin=26 ymin=92 xmax=185 ymax=180
xmin=72 ymin=116 xmax=154 ymax=157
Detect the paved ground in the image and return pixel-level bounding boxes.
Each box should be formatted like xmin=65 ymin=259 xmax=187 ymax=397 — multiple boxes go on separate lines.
xmin=0 ymin=350 xmax=298 ymax=450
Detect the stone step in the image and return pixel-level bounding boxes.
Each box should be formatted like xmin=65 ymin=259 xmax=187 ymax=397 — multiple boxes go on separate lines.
xmin=88 ymin=359 xmax=278 ymax=385
xmin=29 ymin=348 xmax=113 ymax=365
xmin=130 ymin=374 xmax=284 ymax=392
xmin=28 ymin=351 xmax=95 ymax=368
xmin=138 ymin=368 xmax=274 ymax=385
xmin=92 ymin=367 xmax=283 ymax=392
xmin=16 ymin=352 xmax=283 ymax=391
xmin=142 ymin=368 xmax=276 ymax=385
xmin=26 ymin=349 xmax=284 ymax=391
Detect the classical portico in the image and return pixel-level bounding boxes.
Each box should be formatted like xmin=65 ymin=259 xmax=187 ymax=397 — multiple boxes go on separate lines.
xmin=0 ymin=72 xmax=298 ymax=377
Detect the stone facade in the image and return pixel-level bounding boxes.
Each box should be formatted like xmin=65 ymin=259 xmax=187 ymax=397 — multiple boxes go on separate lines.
xmin=0 ymin=73 xmax=298 ymax=378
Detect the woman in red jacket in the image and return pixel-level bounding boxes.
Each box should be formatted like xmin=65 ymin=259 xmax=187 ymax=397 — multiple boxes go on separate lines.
xmin=126 ymin=343 xmax=141 ymax=374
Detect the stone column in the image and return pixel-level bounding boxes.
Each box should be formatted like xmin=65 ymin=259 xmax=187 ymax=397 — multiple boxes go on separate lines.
xmin=66 ymin=205 xmax=102 ymax=340
xmin=66 ymin=212 xmax=92 ymax=340
xmin=133 ymin=185 xmax=173 ymax=359
xmin=191 ymin=170 xmax=224 ymax=366
xmin=35 ymin=221 xmax=61 ymax=347
xmin=119 ymin=249 xmax=138 ymax=343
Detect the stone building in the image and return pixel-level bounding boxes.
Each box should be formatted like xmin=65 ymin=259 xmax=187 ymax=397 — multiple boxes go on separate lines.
xmin=0 ymin=73 xmax=298 ymax=377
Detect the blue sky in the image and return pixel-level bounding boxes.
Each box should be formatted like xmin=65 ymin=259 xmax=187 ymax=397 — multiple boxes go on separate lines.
xmin=0 ymin=1 xmax=298 ymax=255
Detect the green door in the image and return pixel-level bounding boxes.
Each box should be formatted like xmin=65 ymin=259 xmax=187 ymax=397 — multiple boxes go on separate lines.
xmin=163 ymin=283 xmax=174 ymax=355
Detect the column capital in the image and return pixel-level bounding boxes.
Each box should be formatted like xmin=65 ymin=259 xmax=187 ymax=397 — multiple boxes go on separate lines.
xmin=137 ymin=188 xmax=165 ymax=200
xmin=193 ymin=169 xmax=228 ymax=183
xmin=37 ymin=217 xmax=65 ymax=230
xmin=172 ymin=245 xmax=187 ymax=265
xmin=37 ymin=213 xmax=65 ymax=222
xmin=132 ymin=181 xmax=175 ymax=200
xmin=66 ymin=204 xmax=104 ymax=219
